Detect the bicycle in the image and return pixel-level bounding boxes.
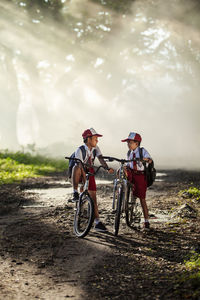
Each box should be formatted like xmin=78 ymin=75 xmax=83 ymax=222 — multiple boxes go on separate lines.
xmin=102 ymin=156 xmax=143 ymax=236
xmin=65 ymin=156 xmax=105 ymax=238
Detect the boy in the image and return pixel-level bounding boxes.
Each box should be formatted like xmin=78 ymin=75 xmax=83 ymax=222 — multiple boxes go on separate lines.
xmin=121 ymin=132 xmax=152 ymax=229
xmin=72 ymin=128 xmax=114 ymax=232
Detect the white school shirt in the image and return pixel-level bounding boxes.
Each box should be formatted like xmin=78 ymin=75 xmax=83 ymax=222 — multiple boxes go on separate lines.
xmin=75 ymin=144 xmax=102 ymax=164
xmin=127 ymin=147 xmax=151 ymax=171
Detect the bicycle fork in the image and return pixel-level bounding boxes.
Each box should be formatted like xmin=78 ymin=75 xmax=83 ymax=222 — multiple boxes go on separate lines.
xmin=112 ymin=179 xmax=128 ymax=212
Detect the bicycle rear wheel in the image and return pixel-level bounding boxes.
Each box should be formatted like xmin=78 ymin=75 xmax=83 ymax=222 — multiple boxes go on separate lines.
xmin=74 ymin=192 xmax=94 ymax=238
xmin=125 ymin=186 xmax=141 ymax=227
xmin=114 ymin=185 xmax=123 ymax=236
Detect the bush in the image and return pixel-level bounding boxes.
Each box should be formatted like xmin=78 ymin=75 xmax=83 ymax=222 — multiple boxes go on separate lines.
xmin=180 ymin=187 xmax=200 ymax=201
xmin=0 ymin=151 xmax=67 ymax=184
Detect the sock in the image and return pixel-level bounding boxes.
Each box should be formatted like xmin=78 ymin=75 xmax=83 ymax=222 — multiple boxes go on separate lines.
xmin=94 ymin=218 xmax=100 ymax=225
xmin=74 ymin=189 xmax=78 ymax=193
xmin=145 ymin=219 xmax=149 ymax=223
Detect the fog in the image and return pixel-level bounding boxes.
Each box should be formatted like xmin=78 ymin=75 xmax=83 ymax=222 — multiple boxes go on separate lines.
xmin=0 ymin=0 xmax=200 ymax=169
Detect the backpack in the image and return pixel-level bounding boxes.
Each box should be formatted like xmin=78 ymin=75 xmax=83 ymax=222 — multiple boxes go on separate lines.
xmin=139 ymin=147 xmax=156 ymax=187
xmin=68 ymin=146 xmax=97 ymax=178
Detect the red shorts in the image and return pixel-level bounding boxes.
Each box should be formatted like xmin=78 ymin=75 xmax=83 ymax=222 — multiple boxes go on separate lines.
xmin=79 ymin=167 xmax=96 ymax=191
xmin=88 ymin=167 xmax=96 ymax=191
xmin=127 ymin=169 xmax=147 ymax=199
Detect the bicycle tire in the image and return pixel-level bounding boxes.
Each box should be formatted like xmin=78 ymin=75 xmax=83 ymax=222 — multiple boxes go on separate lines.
xmin=114 ymin=185 xmax=123 ymax=236
xmin=73 ymin=192 xmax=94 ymax=238
xmin=112 ymin=179 xmax=118 ymax=210
xmin=125 ymin=186 xmax=135 ymax=227
xmin=125 ymin=186 xmax=141 ymax=227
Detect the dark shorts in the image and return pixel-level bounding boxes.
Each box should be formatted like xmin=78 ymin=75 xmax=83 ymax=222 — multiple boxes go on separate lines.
xmin=127 ymin=169 xmax=147 ymax=199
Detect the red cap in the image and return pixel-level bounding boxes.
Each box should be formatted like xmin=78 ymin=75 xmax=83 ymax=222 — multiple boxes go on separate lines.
xmin=121 ymin=132 xmax=142 ymax=142
xmin=82 ymin=128 xmax=103 ymax=139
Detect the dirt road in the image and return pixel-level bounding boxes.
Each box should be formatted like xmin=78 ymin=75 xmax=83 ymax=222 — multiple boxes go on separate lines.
xmin=0 ymin=170 xmax=200 ymax=299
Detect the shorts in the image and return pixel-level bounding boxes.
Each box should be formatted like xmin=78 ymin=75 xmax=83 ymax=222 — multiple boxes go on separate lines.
xmin=127 ymin=169 xmax=147 ymax=199
xmin=88 ymin=167 xmax=96 ymax=191
xmin=79 ymin=167 xmax=96 ymax=192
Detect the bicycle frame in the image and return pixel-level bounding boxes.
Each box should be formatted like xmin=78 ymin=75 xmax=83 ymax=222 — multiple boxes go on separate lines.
xmin=82 ymin=172 xmax=91 ymax=194
xmin=76 ymin=172 xmax=92 ymax=213
xmin=112 ymin=163 xmax=128 ymax=212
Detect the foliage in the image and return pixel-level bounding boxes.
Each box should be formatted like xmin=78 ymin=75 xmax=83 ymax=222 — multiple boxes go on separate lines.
xmin=11 ymin=0 xmax=64 ymax=21
xmin=13 ymin=0 xmax=63 ymax=10
xmin=13 ymin=0 xmax=136 ymax=14
xmin=185 ymin=252 xmax=200 ymax=271
xmin=91 ymin=0 xmax=135 ymax=14
xmin=177 ymin=252 xmax=200 ymax=298
xmin=180 ymin=187 xmax=200 ymax=201
xmin=0 ymin=151 xmax=67 ymax=184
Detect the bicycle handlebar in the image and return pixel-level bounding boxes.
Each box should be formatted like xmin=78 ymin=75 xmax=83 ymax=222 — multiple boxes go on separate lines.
xmin=101 ymin=156 xmax=145 ymax=164
xmin=65 ymin=156 xmax=106 ymax=176
xmin=65 ymin=156 xmax=84 ymax=166
xmin=93 ymin=165 xmax=106 ymax=176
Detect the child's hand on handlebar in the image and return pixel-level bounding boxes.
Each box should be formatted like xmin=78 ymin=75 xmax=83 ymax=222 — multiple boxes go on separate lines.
xmin=143 ymin=158 xmax=152 ymax=163
xmin=108 ymin=168 xmax=114 ymax=174
xmin=123 ymin=166 xmax=128 ymax=177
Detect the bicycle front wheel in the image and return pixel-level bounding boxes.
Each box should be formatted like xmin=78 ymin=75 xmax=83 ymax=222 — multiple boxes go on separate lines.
xmin=114 ymin=185 xmax=123 ymax=236
xmin=74 ymin=192 xmax=94 ymax=238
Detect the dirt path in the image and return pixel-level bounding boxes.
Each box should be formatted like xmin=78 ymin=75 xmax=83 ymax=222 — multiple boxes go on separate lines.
xmin=0 ymin=171 xmax=200 ymax=299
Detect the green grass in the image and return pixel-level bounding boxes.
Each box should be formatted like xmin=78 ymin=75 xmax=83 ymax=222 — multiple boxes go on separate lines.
xmin=184 ymin=252 xmax=200 ymax=296
xmin=177 ymin=252 xmax=200 ymax=298
xmin=0 ymin=151 xmax=67 ymax=184
xmin=180 ymin=187 xmax=200 ymax=201
xmin=185 ymin=252 xmax=200 ymax=271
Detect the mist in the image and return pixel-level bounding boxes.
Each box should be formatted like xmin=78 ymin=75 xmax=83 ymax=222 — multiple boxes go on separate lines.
xmin=0 ymin=0 xmax=200 ymax=169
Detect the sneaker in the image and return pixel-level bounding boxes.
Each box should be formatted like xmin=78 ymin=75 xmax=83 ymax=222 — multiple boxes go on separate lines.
xmin=94 ymin=222 xmax=108 ymax=232
xmin=144 ymin=221 xmax=150 ymax=229
xmin=68 ymin=191 xmax=79 ymax=203
xmin=73 ymin=191 xmax=79 ymax=200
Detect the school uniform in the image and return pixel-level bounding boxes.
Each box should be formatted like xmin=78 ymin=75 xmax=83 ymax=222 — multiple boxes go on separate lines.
xmin=74 ymin=144 xmax=102 ymax=191
xmin=126 ymin=147 xmax=151 ymax=199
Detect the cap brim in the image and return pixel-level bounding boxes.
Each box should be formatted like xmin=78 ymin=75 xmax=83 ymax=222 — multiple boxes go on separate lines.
xmin=121 ymin=138 xmax=129 ymax=142
xmin=83 ymin=134 xmax=103 ymax=138
xmin=95 ymin=134 xmax=103 ymax=137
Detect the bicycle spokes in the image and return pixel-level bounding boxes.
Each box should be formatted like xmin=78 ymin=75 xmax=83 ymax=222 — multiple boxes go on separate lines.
xmin=126 ymin=193 xmax=142 ymax=227
xmin=74 ymin=193 xmax=94 ymax=238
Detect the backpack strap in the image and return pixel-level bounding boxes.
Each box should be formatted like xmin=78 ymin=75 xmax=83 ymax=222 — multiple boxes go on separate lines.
xmin=139 ymin=147 xmax=143 ymax=160
xmin=79 ymin=145 xmax=86 ymax=161
xmin=139 ymin=147 xmax=147 ymax=171
xmin=93 ymin=148 xmax=97 ymax=159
